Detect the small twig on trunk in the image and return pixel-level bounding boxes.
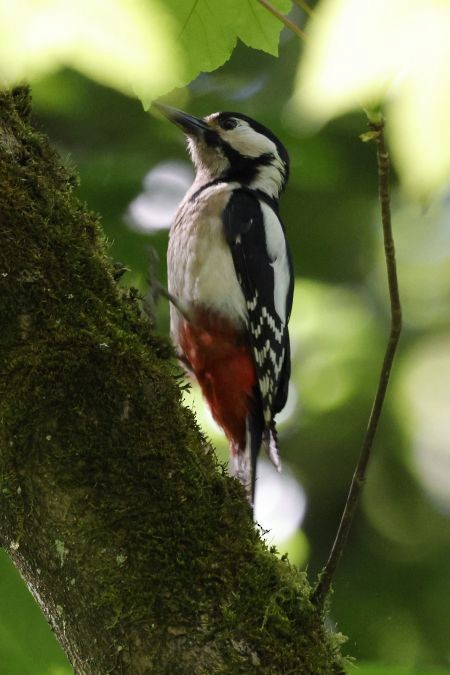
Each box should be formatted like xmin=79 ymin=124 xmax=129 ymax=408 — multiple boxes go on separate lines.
xmin=256 ymin=0 xmax=308 ymax=41
xmin=312 ymin=115 xmax=402 ymax=609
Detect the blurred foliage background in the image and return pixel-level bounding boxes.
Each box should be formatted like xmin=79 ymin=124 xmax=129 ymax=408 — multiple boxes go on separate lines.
xmin=1 ymin=1 xmax=450 ymax=674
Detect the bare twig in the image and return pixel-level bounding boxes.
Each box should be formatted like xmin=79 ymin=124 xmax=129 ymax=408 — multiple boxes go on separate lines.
xmin=257 ymin=0 xmax=403 ymax=610
xmin=257 ymin=0 xmax=308 ymax=41
xmin=312 ymin=116 xmax=402 ymax=609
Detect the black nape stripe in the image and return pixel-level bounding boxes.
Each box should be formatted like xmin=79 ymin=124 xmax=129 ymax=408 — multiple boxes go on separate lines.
xmin=217 ymin=112 xmax=290 ymax=183
xmin=203 ymin=130 xmax=266 ymax=185
xmin=189 ymin=180 xmax=279 ymax=215
xmin=221 ymin=150 xmax=279 ymax=186
xmin=202 ymin=119 xmax=288 ymax=188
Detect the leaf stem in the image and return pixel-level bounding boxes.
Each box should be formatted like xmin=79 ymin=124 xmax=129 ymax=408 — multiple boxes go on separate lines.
xmin=292 ymin=0 xmax=314 ymax=18
xmin=256 ymin=0 xmax=308 ymax=41
xmin=312 ymin=117 xmax=402 ymax=609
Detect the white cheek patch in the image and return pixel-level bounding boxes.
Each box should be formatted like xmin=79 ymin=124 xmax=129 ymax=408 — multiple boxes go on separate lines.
xmin=224 ymin=125 xmax=277 ymax=159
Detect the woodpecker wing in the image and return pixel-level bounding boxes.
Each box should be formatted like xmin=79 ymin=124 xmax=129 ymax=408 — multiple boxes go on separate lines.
xmin=223 ymin=189 xmax=293 ymax=428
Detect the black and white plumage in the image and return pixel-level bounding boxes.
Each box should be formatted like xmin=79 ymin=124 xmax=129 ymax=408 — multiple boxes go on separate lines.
xmin=155 ymin=104 xmax=294 ymax=505
xmin=223 ymin=188 xmax=293 ymax=425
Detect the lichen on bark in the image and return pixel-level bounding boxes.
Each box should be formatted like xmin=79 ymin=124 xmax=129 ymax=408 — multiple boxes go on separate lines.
xmin=0 ymin=87 xmax=345 ymax=674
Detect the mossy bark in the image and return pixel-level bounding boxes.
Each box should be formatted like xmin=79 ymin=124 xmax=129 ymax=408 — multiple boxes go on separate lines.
xmin=0 ymin=87 xmax=345 ymax=674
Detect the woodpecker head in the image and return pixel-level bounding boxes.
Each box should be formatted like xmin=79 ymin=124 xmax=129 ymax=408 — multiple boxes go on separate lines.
xmin=155 ymin=103 xmax=289 ymax=199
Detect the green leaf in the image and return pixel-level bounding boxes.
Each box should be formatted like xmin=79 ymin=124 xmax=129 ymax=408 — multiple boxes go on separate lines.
xmin=0 ymin=0 xmax=181 ymax=106
xmin=165 ymin=0 xmax=238 ymax=80
xmin=164 ymin=0 xmax=291 ymax=84
xmin=0 ymin=0 xmax=291 ymax=109
xmin=293 ymin=0 xmax=450 ymax=197
xmin=237 ymin=0 xmax=292 ymax=55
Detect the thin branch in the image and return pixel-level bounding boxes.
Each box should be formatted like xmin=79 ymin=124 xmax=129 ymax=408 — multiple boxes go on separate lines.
xmin=257 ymin=0 xmax=308 ymax=41
xmin=258 ymin=0 xmax=402 ymax=611
xmin=292 ymin=0 xmax=314 ymax=18
xmin=312 ymin=117 xmax=402 ymax=609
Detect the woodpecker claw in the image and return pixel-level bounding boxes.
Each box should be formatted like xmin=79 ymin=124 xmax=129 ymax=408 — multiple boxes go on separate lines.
xmin=146 ymin=245 xmax=194 ymax=325
xmin=155 ymin=282 xmax=193 ymax=324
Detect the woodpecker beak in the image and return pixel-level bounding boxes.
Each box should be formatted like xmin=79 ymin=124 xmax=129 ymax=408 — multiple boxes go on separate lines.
xmin=154 ymin=103 xmax=209 ymax=137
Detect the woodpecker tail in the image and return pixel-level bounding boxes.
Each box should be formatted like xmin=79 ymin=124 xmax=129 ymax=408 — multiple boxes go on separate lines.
xmin=263 ymin=422 xmax=282 ymax=473
xmin=231 ymin=418 xmax=283 ymax=508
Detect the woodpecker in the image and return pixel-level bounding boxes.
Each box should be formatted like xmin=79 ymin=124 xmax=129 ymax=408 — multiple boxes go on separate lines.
xmin=155 ymin=103 xmax=294 ymax=505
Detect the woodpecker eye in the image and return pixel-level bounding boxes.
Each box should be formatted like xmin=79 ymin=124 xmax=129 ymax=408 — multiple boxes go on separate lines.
xmin=219 ymin=118 xmax=237 ymax=131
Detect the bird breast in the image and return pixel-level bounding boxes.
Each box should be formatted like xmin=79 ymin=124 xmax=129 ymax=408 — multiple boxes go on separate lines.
xmin=168 ymin=183 xmax=247 ymax=344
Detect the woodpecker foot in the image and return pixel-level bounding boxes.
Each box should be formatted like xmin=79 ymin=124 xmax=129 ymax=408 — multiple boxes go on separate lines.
xmin=153 ymin=281 xmax=193 ymax=324
xmin=146 ymin=246 xmax=193 ymax=324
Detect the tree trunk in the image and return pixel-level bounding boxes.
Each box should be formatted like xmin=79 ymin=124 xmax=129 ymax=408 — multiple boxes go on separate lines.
xmin=0 ymin=87 xmax=344 ymax=674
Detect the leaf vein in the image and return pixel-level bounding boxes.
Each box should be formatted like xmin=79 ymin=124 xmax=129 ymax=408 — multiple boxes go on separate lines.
xmin=178 ymin=0 xmax=201 ymax=40
xmin=247 ymin=0 xmax=271 ymax=48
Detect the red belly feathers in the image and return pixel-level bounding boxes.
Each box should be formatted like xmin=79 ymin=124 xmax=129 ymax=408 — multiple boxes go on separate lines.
xmin=178 ymin=310 xmax=256 ymax=453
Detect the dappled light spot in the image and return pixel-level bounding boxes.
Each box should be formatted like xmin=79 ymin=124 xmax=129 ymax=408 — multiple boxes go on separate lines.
xmin=373 ymin=608 xmax=424 ymax=668
xmin=289 ymin=279 xmax=380 ymax=414
xmin=293 ymin=0 xmax=450 ymax=196
xmin=275 ymin=381 xmax=298 ymax=425
xmin=396 ymin=335 xmax=450 ymax=516
xmin=255 ymin=460 xmax=307 ymax=546
xmin=0 ymin=0 xmax=181 ymax=104
xmin=372 ymin=191 xmax=450 ymax=330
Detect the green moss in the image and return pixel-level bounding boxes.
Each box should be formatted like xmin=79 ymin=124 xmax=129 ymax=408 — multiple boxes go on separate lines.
xmin=0 ymin=87 xmax=345 ymax=674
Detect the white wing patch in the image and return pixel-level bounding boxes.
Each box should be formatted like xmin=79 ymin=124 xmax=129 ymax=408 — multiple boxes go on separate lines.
xmin=260 ymin=203 xmax=290 ymax=324
xmin=239 ymin=204 xmax=291 ymax=426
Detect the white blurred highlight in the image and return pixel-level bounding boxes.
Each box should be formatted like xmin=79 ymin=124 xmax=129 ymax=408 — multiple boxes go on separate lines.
xmin=254 ymin=460 xmax=306 ymax=545
xmin=398 ymin=335 xmax=450 ymax=515
xmin=126 ymin=161 xmax=193 ymax=233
